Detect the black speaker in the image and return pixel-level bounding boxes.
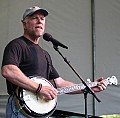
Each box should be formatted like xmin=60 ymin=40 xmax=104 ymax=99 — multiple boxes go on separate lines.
xmin=50 ymin=110 xmax=102 ymax=118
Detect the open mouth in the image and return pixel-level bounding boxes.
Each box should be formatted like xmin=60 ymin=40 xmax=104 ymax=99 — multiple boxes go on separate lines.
xmin=35 ymin=26 xmax=42 ymax=29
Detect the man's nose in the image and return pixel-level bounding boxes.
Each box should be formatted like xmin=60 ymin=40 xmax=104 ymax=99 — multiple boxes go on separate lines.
xmin=37 ymin=17 xmax=42 ymax=23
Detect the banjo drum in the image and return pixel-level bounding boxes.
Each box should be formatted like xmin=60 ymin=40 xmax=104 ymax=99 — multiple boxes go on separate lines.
xmin=15 ymin=76 xmax=57 ymax=118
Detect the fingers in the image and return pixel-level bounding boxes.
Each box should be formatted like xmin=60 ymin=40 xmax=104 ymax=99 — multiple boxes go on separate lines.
xmin=97 ymin=77 xmax=108 ymax=86
xmin=40 ymin=86 xmax=58 ymax=100
xmin=47 ymin=90 xmax=57 ymax=100
xmin=93 ymin=77 xmax=108 ymax=92
xmin=96 ymin=77 xmax=104 ymax=82
xmin=98 ymin=83 xmax=107 ymax=91
xmin=98 ymin=78 xmax=108 ymax=91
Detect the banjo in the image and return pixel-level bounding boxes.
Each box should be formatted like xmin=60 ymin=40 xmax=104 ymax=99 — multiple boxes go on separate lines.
xmin=15 ymin=76 xmax=118 ymax=118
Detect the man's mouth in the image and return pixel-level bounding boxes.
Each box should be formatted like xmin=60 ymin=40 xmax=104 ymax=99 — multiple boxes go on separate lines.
xmin=35 ymin=26 xmax=42 ymax=29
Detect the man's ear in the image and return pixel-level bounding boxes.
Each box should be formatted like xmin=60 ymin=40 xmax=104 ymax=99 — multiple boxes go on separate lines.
xmin=21 ymin=20 xmax=27 ymax=29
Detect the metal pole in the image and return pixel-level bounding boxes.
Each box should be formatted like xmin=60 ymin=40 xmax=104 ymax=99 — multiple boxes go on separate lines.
xmin=91 ymin=0 xmax=96 ymax=116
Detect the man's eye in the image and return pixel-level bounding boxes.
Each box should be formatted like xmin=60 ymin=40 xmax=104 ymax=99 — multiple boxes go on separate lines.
xmin=41 ymin=17 xmax=45 ymax=20
xmin=32 ymin=17 xmax=37 ymax=19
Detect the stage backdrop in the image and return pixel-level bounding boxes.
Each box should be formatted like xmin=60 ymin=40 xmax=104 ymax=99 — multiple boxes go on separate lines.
xmin=0 ymin=0 xmax=119 ymax=116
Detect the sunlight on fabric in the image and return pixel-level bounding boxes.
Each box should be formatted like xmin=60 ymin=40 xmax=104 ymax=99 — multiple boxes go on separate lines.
xmin=100 ymin=114 xmax=120 ymax=118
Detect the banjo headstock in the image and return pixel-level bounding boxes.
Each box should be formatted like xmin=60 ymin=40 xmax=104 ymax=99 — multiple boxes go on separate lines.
xmin=106 ymin=76 xmax=118 ymax=85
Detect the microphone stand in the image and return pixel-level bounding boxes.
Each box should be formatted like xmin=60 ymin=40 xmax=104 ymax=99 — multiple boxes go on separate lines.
xmin=53 ymin=45 xmax=101 ymax=118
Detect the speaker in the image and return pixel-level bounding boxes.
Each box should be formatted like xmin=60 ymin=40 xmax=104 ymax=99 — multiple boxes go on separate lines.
xmin=50 ymin=110 xmax=102 ymax=118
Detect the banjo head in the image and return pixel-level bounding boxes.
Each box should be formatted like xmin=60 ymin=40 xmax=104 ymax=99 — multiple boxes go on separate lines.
xmin=16 ymin=76 xmax=57 ymax=118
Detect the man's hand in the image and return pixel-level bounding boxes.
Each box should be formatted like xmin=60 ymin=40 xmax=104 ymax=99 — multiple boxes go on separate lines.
xmin=39 ymin=86 xmax=58 ymax=100
xmin=92 ymin=77 xmax=108 ymax=92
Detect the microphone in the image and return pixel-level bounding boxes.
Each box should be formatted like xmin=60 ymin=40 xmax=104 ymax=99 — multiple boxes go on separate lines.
xmin=43 ymin=33 xmax=68 ymax=49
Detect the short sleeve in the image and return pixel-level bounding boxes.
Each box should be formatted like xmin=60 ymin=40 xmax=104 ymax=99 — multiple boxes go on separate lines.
xmin=2 ymin=40 xmax=22 ymax=67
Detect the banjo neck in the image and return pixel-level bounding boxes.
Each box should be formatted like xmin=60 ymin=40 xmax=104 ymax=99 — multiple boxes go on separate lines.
xmin=57 ymin=76 xmax=118 ymax=95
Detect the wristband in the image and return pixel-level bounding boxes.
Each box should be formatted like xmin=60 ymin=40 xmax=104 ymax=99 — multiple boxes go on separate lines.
xmin=35 ymin=83 xmax=42 ymax=94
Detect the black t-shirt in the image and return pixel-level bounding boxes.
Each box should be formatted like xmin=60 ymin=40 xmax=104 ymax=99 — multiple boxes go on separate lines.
xmin=2 ymin=36 xmax=59 ymax=94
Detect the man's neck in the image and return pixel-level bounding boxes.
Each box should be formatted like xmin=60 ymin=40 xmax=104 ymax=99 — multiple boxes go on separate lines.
xmin=23 ymin=34 xmax=40 ymax=44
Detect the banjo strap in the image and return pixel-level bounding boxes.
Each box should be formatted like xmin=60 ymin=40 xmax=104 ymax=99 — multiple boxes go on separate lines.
xmin=44 ymin=51 xmax=57 ymax=89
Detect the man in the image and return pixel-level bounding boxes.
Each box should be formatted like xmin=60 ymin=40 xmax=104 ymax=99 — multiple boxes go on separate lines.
xmin=1 ymin=6 xmax=107 ymax=118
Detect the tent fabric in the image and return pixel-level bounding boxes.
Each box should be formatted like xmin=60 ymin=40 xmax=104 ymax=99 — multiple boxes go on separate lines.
xmin=0 ymin=0 xmax=119 ymax=116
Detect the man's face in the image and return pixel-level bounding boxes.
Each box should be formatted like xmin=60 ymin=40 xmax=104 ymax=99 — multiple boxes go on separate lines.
xmin=23 ymin=11 xmax=46 ymax=38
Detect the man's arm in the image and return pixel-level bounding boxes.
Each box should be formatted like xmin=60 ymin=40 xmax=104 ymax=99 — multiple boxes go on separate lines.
xmin=1 ymin=64 xmax=38 ymax=92
xmin=50 ymin=77 xmax=107 ymax=94
xmin=1 ymin=64 xmax=58 ymax=100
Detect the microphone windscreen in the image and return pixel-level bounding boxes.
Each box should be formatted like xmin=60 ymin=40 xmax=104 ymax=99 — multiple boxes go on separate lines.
xmin=43 ymin=33 xmax=52 ymax=41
